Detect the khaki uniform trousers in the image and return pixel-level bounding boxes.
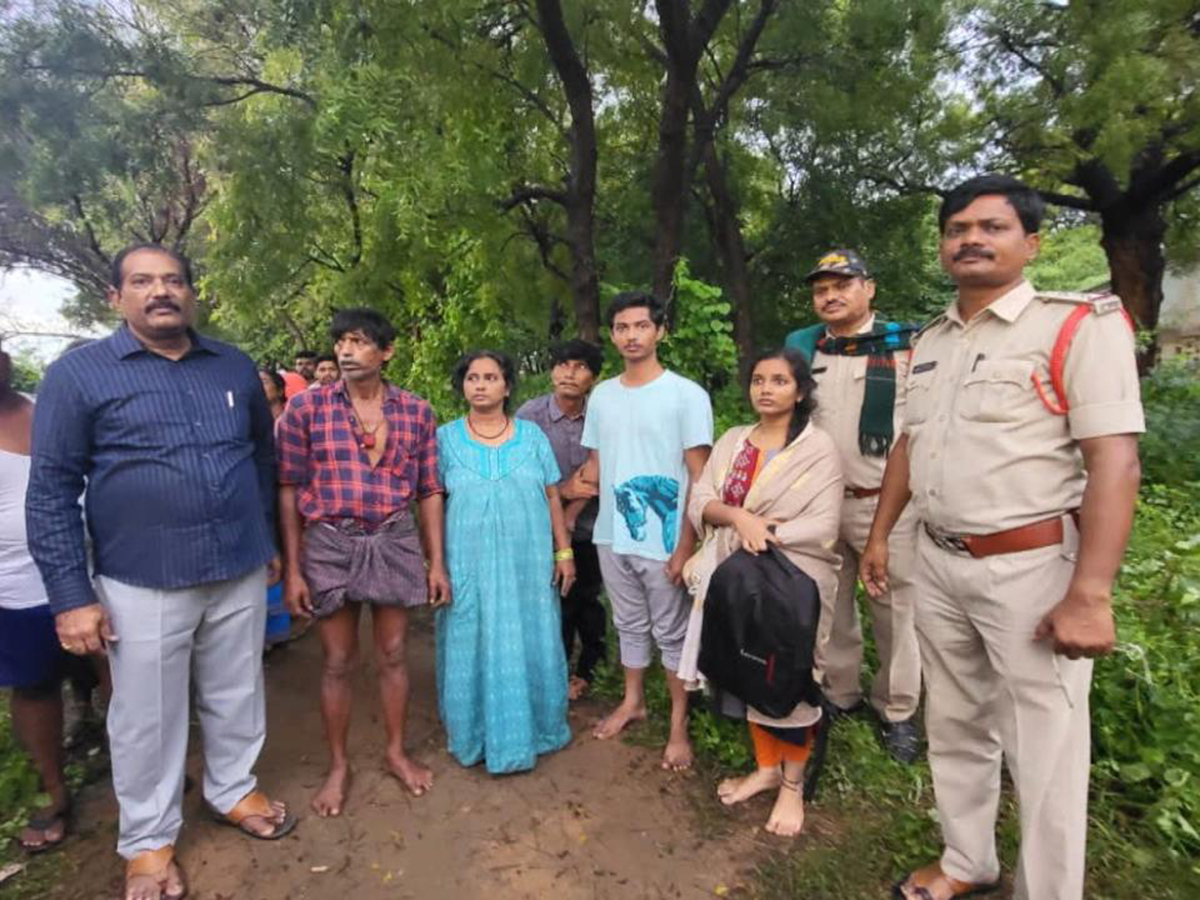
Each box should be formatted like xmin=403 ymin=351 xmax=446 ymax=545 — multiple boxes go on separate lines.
xmin=820 ymin=497 xmax=922 ymax=722
xmin=914 ymin=525 xmax=1091 ymax=900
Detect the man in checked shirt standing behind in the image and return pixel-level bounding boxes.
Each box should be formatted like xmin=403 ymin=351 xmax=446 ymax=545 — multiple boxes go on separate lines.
xmin=276 ymin=307 xmax=450 ymax=818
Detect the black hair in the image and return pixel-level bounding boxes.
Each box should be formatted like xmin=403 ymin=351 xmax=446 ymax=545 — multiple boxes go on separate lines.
xmin=605 ymin=290 xmax=665 ymax=329
xmin=549 ymin=339 xmax=603 ymax=376
xmin=257 ymin=367 xmax=286 ymax=396
xmin=452 ymin=349 xmax=517 ymax=412
xmin=110 ymin=243 xmax=195 ymax=289
xmin=328 ymin=307 xmax=397 ymax=349
xmin=938 ymin=174 xmax=1045 ymax=235
xmin=315 ymin=353 xmax=338 ymax=366
xmin=749 ymin=347 xmax=818 ymax=446
xmin=295 ymin=349 xmax=318 ymax=360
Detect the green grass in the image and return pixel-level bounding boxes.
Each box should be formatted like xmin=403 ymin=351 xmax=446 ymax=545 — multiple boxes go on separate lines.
xmin=0 ymin=694 xmax=106 ymax=898
xmin=588 ymin=481 xmax=1200 ymax=898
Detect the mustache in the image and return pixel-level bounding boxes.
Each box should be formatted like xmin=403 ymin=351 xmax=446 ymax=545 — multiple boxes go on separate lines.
xmin=954 ymin=247 xmax=994 ymax=262
xmin=146 ymin=299 xmax=181 ymax=313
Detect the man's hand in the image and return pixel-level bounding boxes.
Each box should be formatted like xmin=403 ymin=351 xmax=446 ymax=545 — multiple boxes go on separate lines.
xmin=560 ymin=466 xmax=600 ymax=502
xmin=284 ymin=571 xmax=314 ymax=618
xmin=1034 ymin=578 xmax=1117 ymax=659
xmin=56 ymin=603 xmax=117 ymax=655
xmin=266 ymin=555 xmax=282 ymax=586
xmin=427 ymin=564 xmax=452 ymax=608
xmin=859 ymin=537 xmax=890 ymax=598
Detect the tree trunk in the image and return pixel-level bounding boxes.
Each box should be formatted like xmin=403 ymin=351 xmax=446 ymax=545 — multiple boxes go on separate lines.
xmin=700 ymin=141 xmax=755 ymax=382
xmin=651 ymin=63 xmax=693 ymax=306
xmin=1099 ymin=203 xmax=1166 ymax=371
xmin=535 ymin=0 xmax=601 ymax=342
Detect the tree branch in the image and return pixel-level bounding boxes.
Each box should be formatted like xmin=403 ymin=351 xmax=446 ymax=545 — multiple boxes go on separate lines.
xmin=499 ymin=183 xmax=568 ymax=211
xmin=1038 ymin=189 xmax=1097 ymax=211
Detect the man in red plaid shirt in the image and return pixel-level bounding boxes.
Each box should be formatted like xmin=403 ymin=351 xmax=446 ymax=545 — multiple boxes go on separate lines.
xmin=277 ymin=308 xmax=450 ymax=817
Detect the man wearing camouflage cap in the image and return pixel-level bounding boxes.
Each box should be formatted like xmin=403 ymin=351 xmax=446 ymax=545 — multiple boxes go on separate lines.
xmin=785 ymin=248 xmax=923 ymax=764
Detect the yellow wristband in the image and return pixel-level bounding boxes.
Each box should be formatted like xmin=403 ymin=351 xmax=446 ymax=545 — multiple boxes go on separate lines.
xmin=554 ymin=548 xmax=575 ymax=562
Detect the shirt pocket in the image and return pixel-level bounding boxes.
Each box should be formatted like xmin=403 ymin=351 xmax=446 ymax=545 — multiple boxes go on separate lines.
xmin=902 ymin=375 xmax=934 ymax=427
xmin=958 ymin=359 xmax=1036 ymax=423
xmin=387 ymin=443 xmax=413 ymax=490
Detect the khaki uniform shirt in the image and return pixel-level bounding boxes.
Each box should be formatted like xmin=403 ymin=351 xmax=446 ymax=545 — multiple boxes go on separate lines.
xmin=811 ymin=315 xmax=909 ymax=491
xmin=903 ymin=280 xmax=1144 ymax=534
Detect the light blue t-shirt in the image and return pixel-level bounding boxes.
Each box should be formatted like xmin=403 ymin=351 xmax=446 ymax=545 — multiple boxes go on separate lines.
xmin=581 ymin=370 xmax=713 ymax=561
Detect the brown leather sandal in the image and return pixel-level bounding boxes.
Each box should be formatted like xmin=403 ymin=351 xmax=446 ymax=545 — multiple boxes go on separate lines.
xmin=126 ymin=845 xmax=187 ymax=900
xmin=893 ymin=862 xmax=999 ymax=900
xmin=209 ymin=789 xmax=297 ymax=840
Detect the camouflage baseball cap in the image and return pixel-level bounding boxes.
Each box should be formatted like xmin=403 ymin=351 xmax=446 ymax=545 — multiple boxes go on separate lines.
xmin=805 ymin=248 xmax=871 ymax=282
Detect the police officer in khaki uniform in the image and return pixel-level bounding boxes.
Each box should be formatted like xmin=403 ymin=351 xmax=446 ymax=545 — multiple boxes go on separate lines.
xmin=785 ymin=250 xmax=923 ymax=763
xmin=862 ymin=175 xmax=1143 ymax=900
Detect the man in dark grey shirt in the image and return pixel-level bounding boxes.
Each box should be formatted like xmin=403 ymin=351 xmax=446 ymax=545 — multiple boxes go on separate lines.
xmin=516 ymin=340 xmax=605 ymax=699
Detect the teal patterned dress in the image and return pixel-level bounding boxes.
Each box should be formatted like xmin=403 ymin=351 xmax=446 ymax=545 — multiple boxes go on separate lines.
xmin=436 ymin=418 xmax=571 ymax=773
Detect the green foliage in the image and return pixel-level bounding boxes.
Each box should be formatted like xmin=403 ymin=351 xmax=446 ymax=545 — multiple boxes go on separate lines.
xmin=1092 ymin=481 xmax=1200 ymax=859
xmin=8 ymin=350 xmax=43 ymax=394
xmin=1139 ymin=358 xmax=1200 ymax=485
xmin=1027 ymin=224 xmax=1111 ymax=292
xmin=0 ymin=699 xmax=40 ymax=843
xmin=659 ymin=260 xmax=738 ymax=395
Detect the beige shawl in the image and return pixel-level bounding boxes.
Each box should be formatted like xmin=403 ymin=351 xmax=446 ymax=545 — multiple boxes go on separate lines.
xmin=678 ymin=422 xmax=844 ymax=726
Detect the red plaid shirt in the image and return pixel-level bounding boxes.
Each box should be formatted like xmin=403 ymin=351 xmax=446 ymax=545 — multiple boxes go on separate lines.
xmin=276 ymin=381 xmax=442 ymax=524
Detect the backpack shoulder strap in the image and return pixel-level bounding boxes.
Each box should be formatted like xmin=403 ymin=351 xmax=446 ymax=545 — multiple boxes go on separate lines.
xmin=1032 ymin=292 xmax=1135 ymax=415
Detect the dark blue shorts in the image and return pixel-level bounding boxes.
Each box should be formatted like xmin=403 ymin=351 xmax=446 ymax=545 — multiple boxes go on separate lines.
xmin=0 ymin=605 xmax=72 ymax=689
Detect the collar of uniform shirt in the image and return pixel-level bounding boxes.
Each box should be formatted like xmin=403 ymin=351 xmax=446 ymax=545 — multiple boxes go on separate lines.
xmin=947 ymin=279 xmax=1035 ymax=326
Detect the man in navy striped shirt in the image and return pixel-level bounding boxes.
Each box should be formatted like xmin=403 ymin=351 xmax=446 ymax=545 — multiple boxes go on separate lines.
xmin=26 ymin=244 xmax=295 ymax=900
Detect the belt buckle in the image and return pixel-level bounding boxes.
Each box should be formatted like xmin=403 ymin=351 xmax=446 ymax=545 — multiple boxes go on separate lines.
xmin=926 ymin=524 xmax=970 ymax=555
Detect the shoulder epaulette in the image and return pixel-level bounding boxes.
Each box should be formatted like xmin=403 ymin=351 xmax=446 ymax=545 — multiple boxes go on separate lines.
xmin=1032 ymin=291 xmax=1135 ymax=416
xmin=1036 ymin=290 xmax=1123 ymax=316
xmin=913 ymin=313 xmax=947 ymax=341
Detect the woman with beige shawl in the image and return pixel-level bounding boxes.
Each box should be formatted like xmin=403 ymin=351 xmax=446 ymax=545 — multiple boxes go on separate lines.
xmin=679 ymin=347 xmax=842 ymax=836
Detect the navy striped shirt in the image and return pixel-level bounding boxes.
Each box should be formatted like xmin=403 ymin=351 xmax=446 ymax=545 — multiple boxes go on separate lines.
xmin=26 ymin=325 xmax=277 ymax=614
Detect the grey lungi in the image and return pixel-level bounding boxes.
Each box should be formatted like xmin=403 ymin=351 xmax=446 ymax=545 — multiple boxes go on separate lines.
xmin=302 ymin=510 xmax=427 ymax=617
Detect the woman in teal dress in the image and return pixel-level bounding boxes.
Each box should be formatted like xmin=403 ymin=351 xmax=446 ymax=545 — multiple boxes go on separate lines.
xmin=436 ymin=350 xmax=575 ymax=773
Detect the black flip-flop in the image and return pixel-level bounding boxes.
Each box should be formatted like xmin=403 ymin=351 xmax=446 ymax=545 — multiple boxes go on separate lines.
xmin=18 ymin=798 xmax=72 ymax=854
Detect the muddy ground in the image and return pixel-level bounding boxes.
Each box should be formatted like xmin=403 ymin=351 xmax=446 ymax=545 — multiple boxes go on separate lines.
xmin=26 ymin=611 xmax=796 ymax=900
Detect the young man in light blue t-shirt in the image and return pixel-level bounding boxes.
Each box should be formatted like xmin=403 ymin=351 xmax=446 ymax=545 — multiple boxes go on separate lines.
xmin=580 ymin=291 xmax=712 ymax=771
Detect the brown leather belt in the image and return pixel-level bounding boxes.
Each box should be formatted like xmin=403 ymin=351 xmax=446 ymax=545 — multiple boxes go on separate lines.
xmin=844 ymin=486 xmax=882 ymax=499
xmin=923 ymin=511 xmax=1079 ymax=559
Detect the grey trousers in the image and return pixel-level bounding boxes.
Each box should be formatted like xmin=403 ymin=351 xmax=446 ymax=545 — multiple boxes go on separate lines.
xmin=596 ymin=546 xmax=689 ymax=671
xmin=95 ymin=567 xmax=267 ymax=858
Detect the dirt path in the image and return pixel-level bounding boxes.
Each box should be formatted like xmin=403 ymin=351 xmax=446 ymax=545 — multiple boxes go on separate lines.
xmin=35 ymin=611 xmax=764 ymax=899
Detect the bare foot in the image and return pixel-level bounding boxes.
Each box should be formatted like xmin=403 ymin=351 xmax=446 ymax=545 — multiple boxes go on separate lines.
xmin=592 ymin=702 xmax=647 ymax=739
xmin=764 ymin=783 xmax=805 ymax=836
xmin=387 ymin=752 xmax=433 ymax=797
xmin=311 ymin=766 xmax=352 ymax=817
xmin=661 ymin=733 xmax=693 ymax=771
xmin=568 ymin=675 xmax=590 ymax=701
xmin=717 ymin=766 xmax=781 ymax=806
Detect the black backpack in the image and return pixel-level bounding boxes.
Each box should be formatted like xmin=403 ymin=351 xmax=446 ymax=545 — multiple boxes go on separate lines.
xmin=698 ymin=545 xmax=822 ymax=719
